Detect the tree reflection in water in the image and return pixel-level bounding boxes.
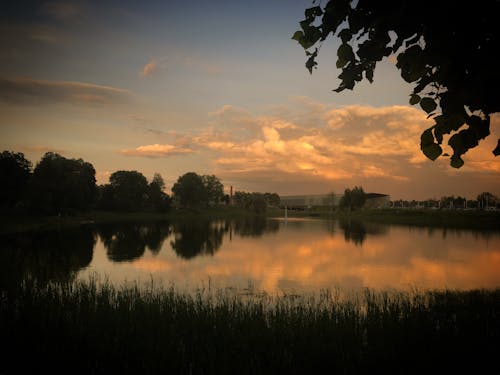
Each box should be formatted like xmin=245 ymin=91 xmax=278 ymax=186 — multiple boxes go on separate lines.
xmin=170 ymin=220 xmax=225 ymax=259
xmin=231 ymin=216 xmax=279 ymax=238
xmin=97 ymin=222 xmax=171 ymax=262
xmin=0 ymin=227 xmax=95 ymax=290
xmin=338 ymin=218 xmax=389 ymax=246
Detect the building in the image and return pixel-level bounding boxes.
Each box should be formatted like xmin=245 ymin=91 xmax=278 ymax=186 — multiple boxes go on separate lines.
xmin=280 ymin=194 xmax=338 ymax=210
xmin=364 ymin=193 xmax=391 ymax=208
xmin=280 ymin=192 xmax=390 ymax=209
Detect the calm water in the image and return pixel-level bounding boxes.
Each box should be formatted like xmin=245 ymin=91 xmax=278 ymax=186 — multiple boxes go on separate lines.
xmin=2 ymin=217 xmax=500 ymax=293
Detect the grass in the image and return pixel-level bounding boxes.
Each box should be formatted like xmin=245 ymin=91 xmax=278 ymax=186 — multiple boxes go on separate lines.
xmin=2 ymin=278 xmax=499 ymax=374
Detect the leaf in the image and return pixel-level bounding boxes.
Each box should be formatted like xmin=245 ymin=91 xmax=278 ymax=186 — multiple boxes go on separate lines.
xmin=305 ymin=6 xmax=323 ymax=19
xmin=305 ymin=48 xmax=318 ymax=74
xmin=337 ymin=43 xmax=354 ymax=67
xmin=420 ymin=97 xmax=437 ymax=113
xmin=291 ymin=31 xmax=304 ymax=41
xmin=409 ymin=94 xmax=421 ymax=105
xmin=338 ymin=28 xmax=352 ymax=43
xmin=493 ymin=139 xmax=500 ymax=156
xmin=450 ymin=155 xmax=464 ymax=168
xmin=420 ymin=128 xmax=442 ymax=161
xmin=420 ymin=128 xmax=434 ymax=146
xmin=422 ymin=143 xmax=442 ymax=161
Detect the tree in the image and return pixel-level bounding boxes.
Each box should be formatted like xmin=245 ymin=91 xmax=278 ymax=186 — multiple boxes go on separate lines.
xmin=293 ymin=1 xmax=500 ymax=168
xmin=201 ymin=174 xmax=224 ymax=206
xmin=31 ymin=152 xmax=96 ymax=214
xmin=108 ymin=170 xmax=149 ymax=211
xmin=0 ymin=150 xmax=32 ymax=209
xmin=147 ymin=173 xmax=171 ymax=212
xmin=264 ymin=192 xmax=281 ymax=207
xmin=477 ymin=192 xmax=497 ymax=209
xmin=339 ymin=186 xmax=365 ymax=211
xmin=171 ymin=172 xmax=208 ymax=209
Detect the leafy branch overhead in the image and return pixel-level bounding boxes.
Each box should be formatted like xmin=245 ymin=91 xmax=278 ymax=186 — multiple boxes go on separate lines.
xmin=292 ymin=0 xmax=500 ymax=168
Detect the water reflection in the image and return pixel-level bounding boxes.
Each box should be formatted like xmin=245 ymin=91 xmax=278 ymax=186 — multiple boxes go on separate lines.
xmin=337 ymin=218 xmax=389 ymax=246
xmin=2 ymin=218 xmax=500 ymax=293
xmin=231 ymin=216 xmax=279 ymax=238
xmin=0 ymin=227 xmax=95 ymax=290
xmin=98 ymin=222 xmax=171 ymax=262
xmin=170 ymin=220 xmax=224 ymax=259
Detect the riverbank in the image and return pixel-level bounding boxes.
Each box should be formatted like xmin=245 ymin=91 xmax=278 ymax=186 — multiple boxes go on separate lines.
xmin=2 ymin=279 xmax=499 ymax=374
xmin=0 ymin=207 xmax=274 ymax=235
xmin=345 ymin=208 xmax=500 ymax=230
xmin=1 ymin=207 xmax=498 ymax=235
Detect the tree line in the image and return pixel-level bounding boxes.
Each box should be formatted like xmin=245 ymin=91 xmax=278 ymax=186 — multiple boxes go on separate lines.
xmin=0 ymin=150 xmax=281 ymax=215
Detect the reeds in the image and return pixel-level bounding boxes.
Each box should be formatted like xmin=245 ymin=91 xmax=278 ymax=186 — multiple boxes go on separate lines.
xmin=1 ymin=277 xmax=499 ymax=374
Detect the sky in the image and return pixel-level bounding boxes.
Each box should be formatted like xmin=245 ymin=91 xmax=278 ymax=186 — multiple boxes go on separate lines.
xmin=1 ymin=0 xmax=499 ymax=200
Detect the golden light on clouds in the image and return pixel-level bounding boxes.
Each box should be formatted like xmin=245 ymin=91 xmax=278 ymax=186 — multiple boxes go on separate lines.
xmin=120 ymin=143 xmax=194 ymax=158
xmin=117 ymin=100 xmax=499 ymax=197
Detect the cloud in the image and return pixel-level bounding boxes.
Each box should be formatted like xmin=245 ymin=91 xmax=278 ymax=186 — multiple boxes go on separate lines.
xmin=141 ymin=59 xmax=159 ymax=77
xmin=0 ymin=76 xmax=132 ymax=105
xmin=193 ymin=103 xmax=435 ymax=189
xmin=120 ymin=144 xmax=194 ymax=158
xmin=189 ymin=100 xmax=500 ymax=197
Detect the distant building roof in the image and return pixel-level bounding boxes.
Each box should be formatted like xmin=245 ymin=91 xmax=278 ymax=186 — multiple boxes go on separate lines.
xmin=365 ymin=193 xmax=389 ymax=199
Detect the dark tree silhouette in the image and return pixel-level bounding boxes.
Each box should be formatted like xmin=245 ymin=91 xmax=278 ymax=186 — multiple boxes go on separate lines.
xmin=0 ymin=150 xmax=32 ymax=209
xmin=108 ymin=170 xmax=148 ymax=211
xmin=31 ymin=152 xmax=96 ymax=214
xmin=339 ymin=186 xmax=365 ymax=211
xmin=147 ymin=173 xmax=171 ymax=212
xmin=172 ymin=172 xmax=208 ymax=209
xmin=201 ymin=174 xmax=224 ymax=206
xmin=293 ymin=1 xmax=500 ymax=167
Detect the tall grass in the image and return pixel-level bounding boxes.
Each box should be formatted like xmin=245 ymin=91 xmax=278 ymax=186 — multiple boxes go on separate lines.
xmin=1 ymin=278 xmax=499 ymax=374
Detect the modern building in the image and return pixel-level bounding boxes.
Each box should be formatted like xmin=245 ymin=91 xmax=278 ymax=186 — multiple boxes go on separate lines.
xmin=364 ymin=193 xmax=391 ymax=208
xmin=280 ymin=192 xmax=390 ymax=209
xmin=280 ymin=194 xmax=338 ymax=210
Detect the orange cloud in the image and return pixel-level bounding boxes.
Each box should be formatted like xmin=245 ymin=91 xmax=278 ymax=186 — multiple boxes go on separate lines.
xmin=120 ymin=143 xmax=194 ymax=158
xmin=141 ymin=59 xmax=159 ymax=77
xmin=195 ymin=103 xmax=436 ymax=185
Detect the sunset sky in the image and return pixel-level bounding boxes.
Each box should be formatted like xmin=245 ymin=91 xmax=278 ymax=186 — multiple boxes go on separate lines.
xmin=1 ymin=0 xmax=499 ymax=200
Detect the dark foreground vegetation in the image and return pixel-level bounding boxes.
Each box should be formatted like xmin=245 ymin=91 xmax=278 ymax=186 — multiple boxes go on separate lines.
xmin=1 ymin=279 xmax=499 ymax=374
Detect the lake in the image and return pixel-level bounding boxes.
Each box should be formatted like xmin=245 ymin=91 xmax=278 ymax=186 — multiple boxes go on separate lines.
xmin=2 ymin=216 xmax=500 ymax=293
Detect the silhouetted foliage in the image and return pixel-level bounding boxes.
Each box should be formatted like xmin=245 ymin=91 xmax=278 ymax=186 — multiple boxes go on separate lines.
xmin=201 ymin=174 xmax=224 ymax=206
xmin=30 ymin=152 xmax=96 ymax=214
xmin=107 ymin=170 xmax=149 ymax=211
xmin=339 ymin=186 xmax=366 ymax=211
xmin=172 ymin=172 xmax=208 ymax=209
xmin=0 ymin=150 xmax=32 ymax=209
xmin=233 ymin=191 xmax=280 ymax=213
xmin=293 ymin=1 xmax=500 ymax=167
xmin=147 ymin=173 xmax=171 ymax=212
xmin=477 ymin=192 xmax=498 ymax=209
